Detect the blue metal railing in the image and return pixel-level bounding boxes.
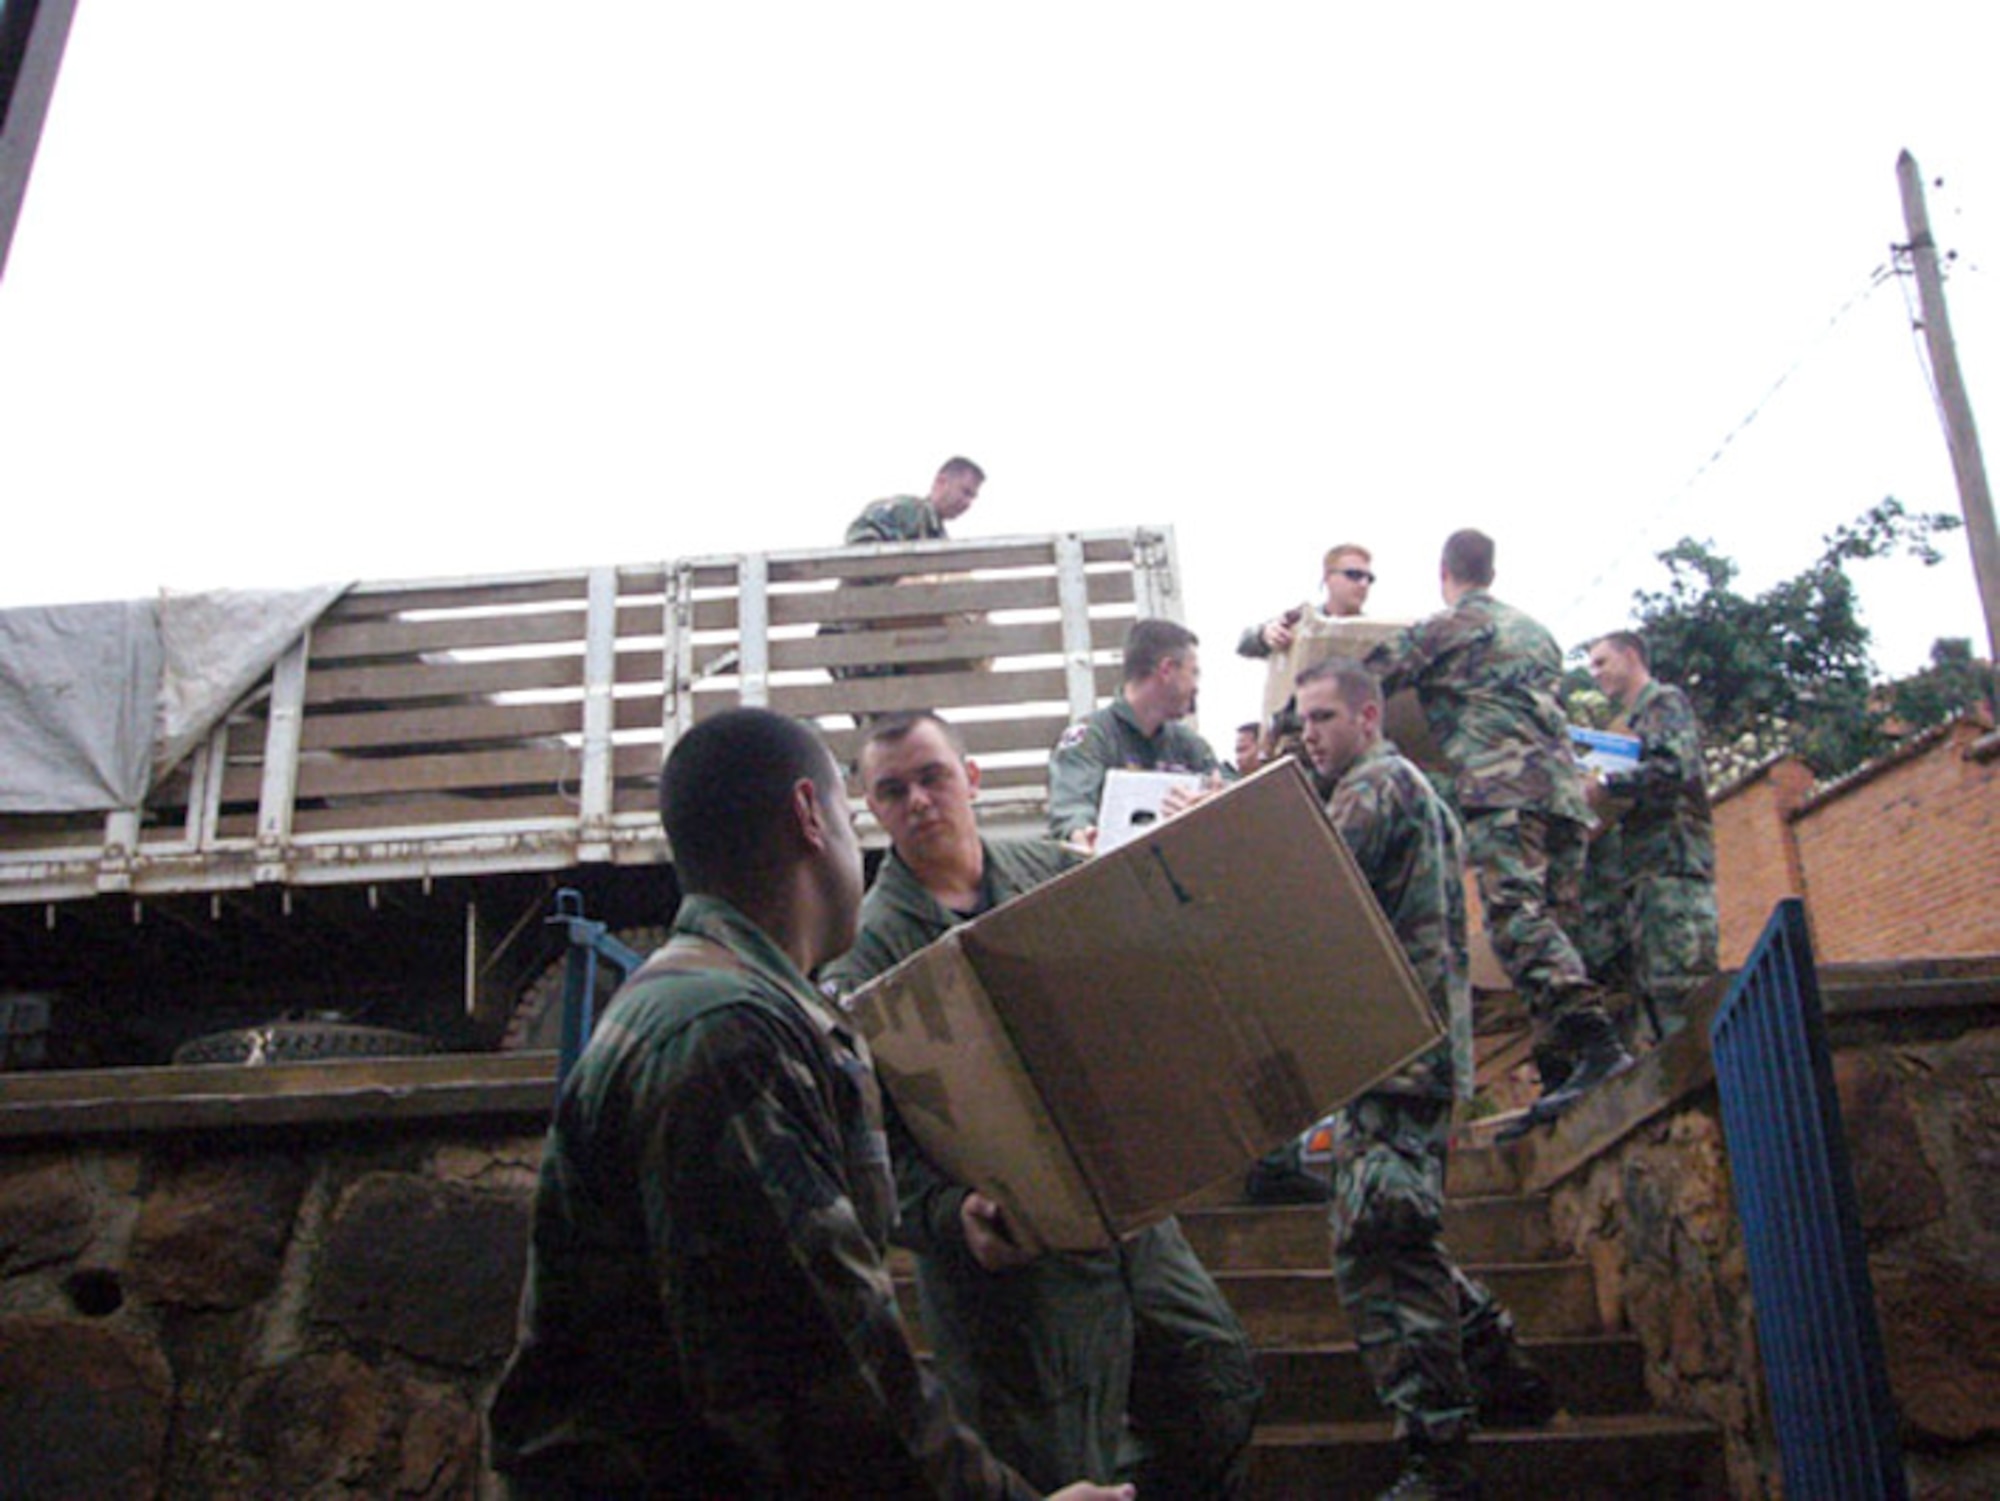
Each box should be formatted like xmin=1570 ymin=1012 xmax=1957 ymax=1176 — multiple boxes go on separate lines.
xmin=546 ymin=888 xmax=644 ymax=1090
xmin=1711 ymin=898 xmax=1907 ymax=1500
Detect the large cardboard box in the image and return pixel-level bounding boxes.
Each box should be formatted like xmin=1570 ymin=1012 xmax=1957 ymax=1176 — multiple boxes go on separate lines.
xmin=1258 ymin=615 xmax=1443 ymax=771
xmin=845 ymin=758 xmax=1442 ymax=1251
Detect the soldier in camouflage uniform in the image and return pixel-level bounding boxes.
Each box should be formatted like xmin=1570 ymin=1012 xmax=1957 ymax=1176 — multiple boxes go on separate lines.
xmin=847 ymin=455 xmax=986 ymax=544
xmin=1579 ymin=631 xmax=1719 ymax=1042
xmin=824 ymin=711 xmax=1262 ymax=1498
xmin=488 ymin=708 xmax=1130 ymax=1501
xmin=1366 ymin=529 xmax=1633 ymax=1132
xmin=1048 ymin=618 xmax=1222 ymax=846
xmin=1296 ymin=657 xmax=1555 ymax=1500
xmin=832 ymin=456 xmax=987 ymax=686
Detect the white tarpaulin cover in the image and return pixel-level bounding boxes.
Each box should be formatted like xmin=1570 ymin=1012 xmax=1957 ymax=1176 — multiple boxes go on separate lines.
xmin=0 ymin=586 xmax=346 ymax=814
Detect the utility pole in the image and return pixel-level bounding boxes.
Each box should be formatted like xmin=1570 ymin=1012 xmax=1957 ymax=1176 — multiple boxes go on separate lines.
xmin=1897 ymin=150 xmax=2000 ymax=673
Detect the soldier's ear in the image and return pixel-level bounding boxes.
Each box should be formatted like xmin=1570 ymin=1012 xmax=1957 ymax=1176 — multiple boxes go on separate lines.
xmin=964 ymin=757 xmax=983 ymax=799
xmin=792 ymin=778 xmax=829 ymax=852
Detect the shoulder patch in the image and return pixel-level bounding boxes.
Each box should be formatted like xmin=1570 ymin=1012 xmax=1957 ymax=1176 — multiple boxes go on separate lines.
xmin=1056 ymin=722 xmax=1091 ymax=752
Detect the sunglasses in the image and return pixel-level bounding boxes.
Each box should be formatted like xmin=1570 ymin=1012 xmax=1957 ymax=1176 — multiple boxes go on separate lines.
xmin=1332 ymin=568 xmax=1376 ymax=585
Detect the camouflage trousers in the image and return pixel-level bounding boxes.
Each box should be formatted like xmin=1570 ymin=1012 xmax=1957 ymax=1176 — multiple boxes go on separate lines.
xmin=1328 ymin=1091 xmax=1507 ymax=1445
xmin=917 ymin=1216 xmax=1261 ymax=1497
xmin=1579 ymin=866 xmax=1719 ymax=1037
xmin=1463 ymin=806 xmax=1593 ymax=1024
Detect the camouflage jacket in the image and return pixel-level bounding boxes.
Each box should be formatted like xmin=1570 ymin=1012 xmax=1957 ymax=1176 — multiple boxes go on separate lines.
xmin=1366 ymin=588 xmax=1590 ymax=822
xmin=1047 ymin=696 xmax=1221 ymax=840
xmin=1601 ymin=679 xmax=1715 ymax=879
xmin=488 ymin=895 xmax=1036 ymax=1499
xmin=821 ymin=839 xmax=1086 ymax=1255
xmin=847 ymin=494 xmax=948 ymax=545
xmin=1331 ymin=740 xmax=1474 ymax=1098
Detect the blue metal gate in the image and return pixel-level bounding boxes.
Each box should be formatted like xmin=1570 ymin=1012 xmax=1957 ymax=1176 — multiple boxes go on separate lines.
xmin=1710 ymin=898 xmax=1907 ymax=1500
xmin=546 ymin=888 xmax=645 ymax=1090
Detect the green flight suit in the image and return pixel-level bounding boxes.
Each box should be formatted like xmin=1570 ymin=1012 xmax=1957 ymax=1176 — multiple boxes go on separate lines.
xmin=489 ymin=895 xmax=1037 ymax=1499
xmin=1047 ymin=697 xmax=1221 ymax=843
xmin=823 ymin=839 xmax=1262 ymax=1498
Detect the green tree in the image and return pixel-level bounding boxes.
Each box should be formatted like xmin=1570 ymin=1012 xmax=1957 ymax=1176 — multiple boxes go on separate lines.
xmin=1624 ymin=498 xmax=1964 ymax=780
xmin=1887 ymin=637 xmax=1995 ymax=733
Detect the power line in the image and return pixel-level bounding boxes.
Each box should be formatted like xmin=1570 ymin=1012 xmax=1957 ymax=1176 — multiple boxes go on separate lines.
xmin=1552 ymin=262 xmax=1896 ymax=635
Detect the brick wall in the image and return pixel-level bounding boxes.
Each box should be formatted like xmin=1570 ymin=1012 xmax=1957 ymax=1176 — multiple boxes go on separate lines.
xmin=1712 ymin=758 xmax=1815 ymax=965
xmin=1792 ymin=720 xmax=2000 ymax=962
xmin=1711 ymin=719 xmax=2000 ymax=965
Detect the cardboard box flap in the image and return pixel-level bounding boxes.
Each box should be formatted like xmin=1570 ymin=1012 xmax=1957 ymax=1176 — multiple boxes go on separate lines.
xmin=855 ymin=938 xmax=1107 ymax=1249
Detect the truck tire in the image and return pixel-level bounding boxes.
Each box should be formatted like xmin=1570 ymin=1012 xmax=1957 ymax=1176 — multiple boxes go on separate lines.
xmin=172 ymin=1021 xmax=444 ymax=1067
xmin=502 ymin=927 xmax=667 ymax=1052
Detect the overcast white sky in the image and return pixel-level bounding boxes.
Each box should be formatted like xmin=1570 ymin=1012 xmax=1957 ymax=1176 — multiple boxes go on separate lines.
xmin=2 ymin=3 xmax=1994 ymax=734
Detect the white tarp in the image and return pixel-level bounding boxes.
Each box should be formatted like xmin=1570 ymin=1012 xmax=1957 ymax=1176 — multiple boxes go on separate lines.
xmin=0 ymin=585 xmax=346 ymax=814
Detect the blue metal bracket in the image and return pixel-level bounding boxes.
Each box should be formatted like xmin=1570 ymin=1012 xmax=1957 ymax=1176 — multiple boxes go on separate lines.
xmin=547 ymin=888 xmax=645 ymax=1089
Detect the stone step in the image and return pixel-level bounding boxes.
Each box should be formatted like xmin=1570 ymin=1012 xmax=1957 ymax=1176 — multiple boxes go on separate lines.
xmin=1178 ymin=1192 xmax=1560 ymax=1271
xmin=1442 ymin=1141 xmax=1525 ymax=1198
xmin=896 ymin=1256 xmax=1603 ymax=1349
xmin=1248 ymin=1413 xmax=1729 ymax=1499
xmin=1254 ymin=1334 xmax=1649 ymax=1424
xmin=1213 ymin=1260 xmax=1604 ymax=1345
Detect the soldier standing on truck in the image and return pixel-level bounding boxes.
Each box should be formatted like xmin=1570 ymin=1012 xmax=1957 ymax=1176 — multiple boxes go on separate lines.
xmin=824 ymin=710 xmax=1263 ymax=1497
xmin=847 ymin=456 xmax=986 ymax=543
xmin=1365 ymin=528 xmax=1634 ymax=1137
xmin=488 ymin=707 xmax=1130 ymax=1501
xmin=832 ymin=457 xmax=987 ymax=687
xmin=1293 ymin=657 xmax=1556 ymax=1501
xmin=1047 ymin=618 xmax=1222 ymax=849
xmin=1577 ymin=629 xmax=1719 ymax=1045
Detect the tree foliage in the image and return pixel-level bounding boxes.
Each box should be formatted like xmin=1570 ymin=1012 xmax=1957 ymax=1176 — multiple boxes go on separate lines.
xmin=1623 ymin=498 xmax=1971 ymax=780
xmin=1887 ymin=636 xmax=1995 ymax=735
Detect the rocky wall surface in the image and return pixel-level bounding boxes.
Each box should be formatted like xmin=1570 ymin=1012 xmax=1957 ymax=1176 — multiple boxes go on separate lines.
xmin=0 ymin=1125 xmax=544 ymax=1499
xmin=1545 ymin=1021 xmax=2000 ymax=1501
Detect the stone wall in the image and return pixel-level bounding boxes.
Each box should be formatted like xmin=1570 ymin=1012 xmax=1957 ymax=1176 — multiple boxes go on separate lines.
xmin=1534 ymin=999 xmax=2000 ymax=1500
xmin=0 ymin=1115 xmax=545 ymax=1498
xmin=5 ymin=988 xmax=1996 ymax=1498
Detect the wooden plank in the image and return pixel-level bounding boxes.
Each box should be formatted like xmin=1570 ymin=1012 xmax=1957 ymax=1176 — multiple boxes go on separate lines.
xmin=253 ymin=743 xmax=577 ymax=802
xmin=284 ymin=791 xmax=582 ymax=835
xmin=687 ymin=572 xmax=1135 ymax=633
xmin=336 ymin=575 xmax=589 ymax=615
xmin=610 ymin=742 xmax=667 ymax=778
xmin=0 ymin=1052 xmax=562 ymax=1139
xmin=616 ymin=563 xmax=669 ymax=596
xmin=299 ymin=700 xmax=584 ymax=752
xmin=761 ymin=664 xmax=1111 ymax=720
xmin=782 ymin=617 xmax=1059 ymax=673
xmin=310 ymin=607 xmax=588 ymax=662
xmin=305 ymin=655 xmax=585 ymax=706
xmin=766 ymin=538 xmax=1063 ymax=584
xmin=0 ymin=814 xmax=105 ymax=852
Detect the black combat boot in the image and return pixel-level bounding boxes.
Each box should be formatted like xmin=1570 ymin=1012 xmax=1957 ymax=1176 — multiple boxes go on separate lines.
xmin=1377 ymin=1436 xmax=1479 ymax=1499
xmin=1530 ymin=1043 xmax=1573 ymax=1093
xmin=1496 ymin=1002 xmax=1635 ymax=1141
xmin=1534 ymin=1003 xmax=1635 ymax=1113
